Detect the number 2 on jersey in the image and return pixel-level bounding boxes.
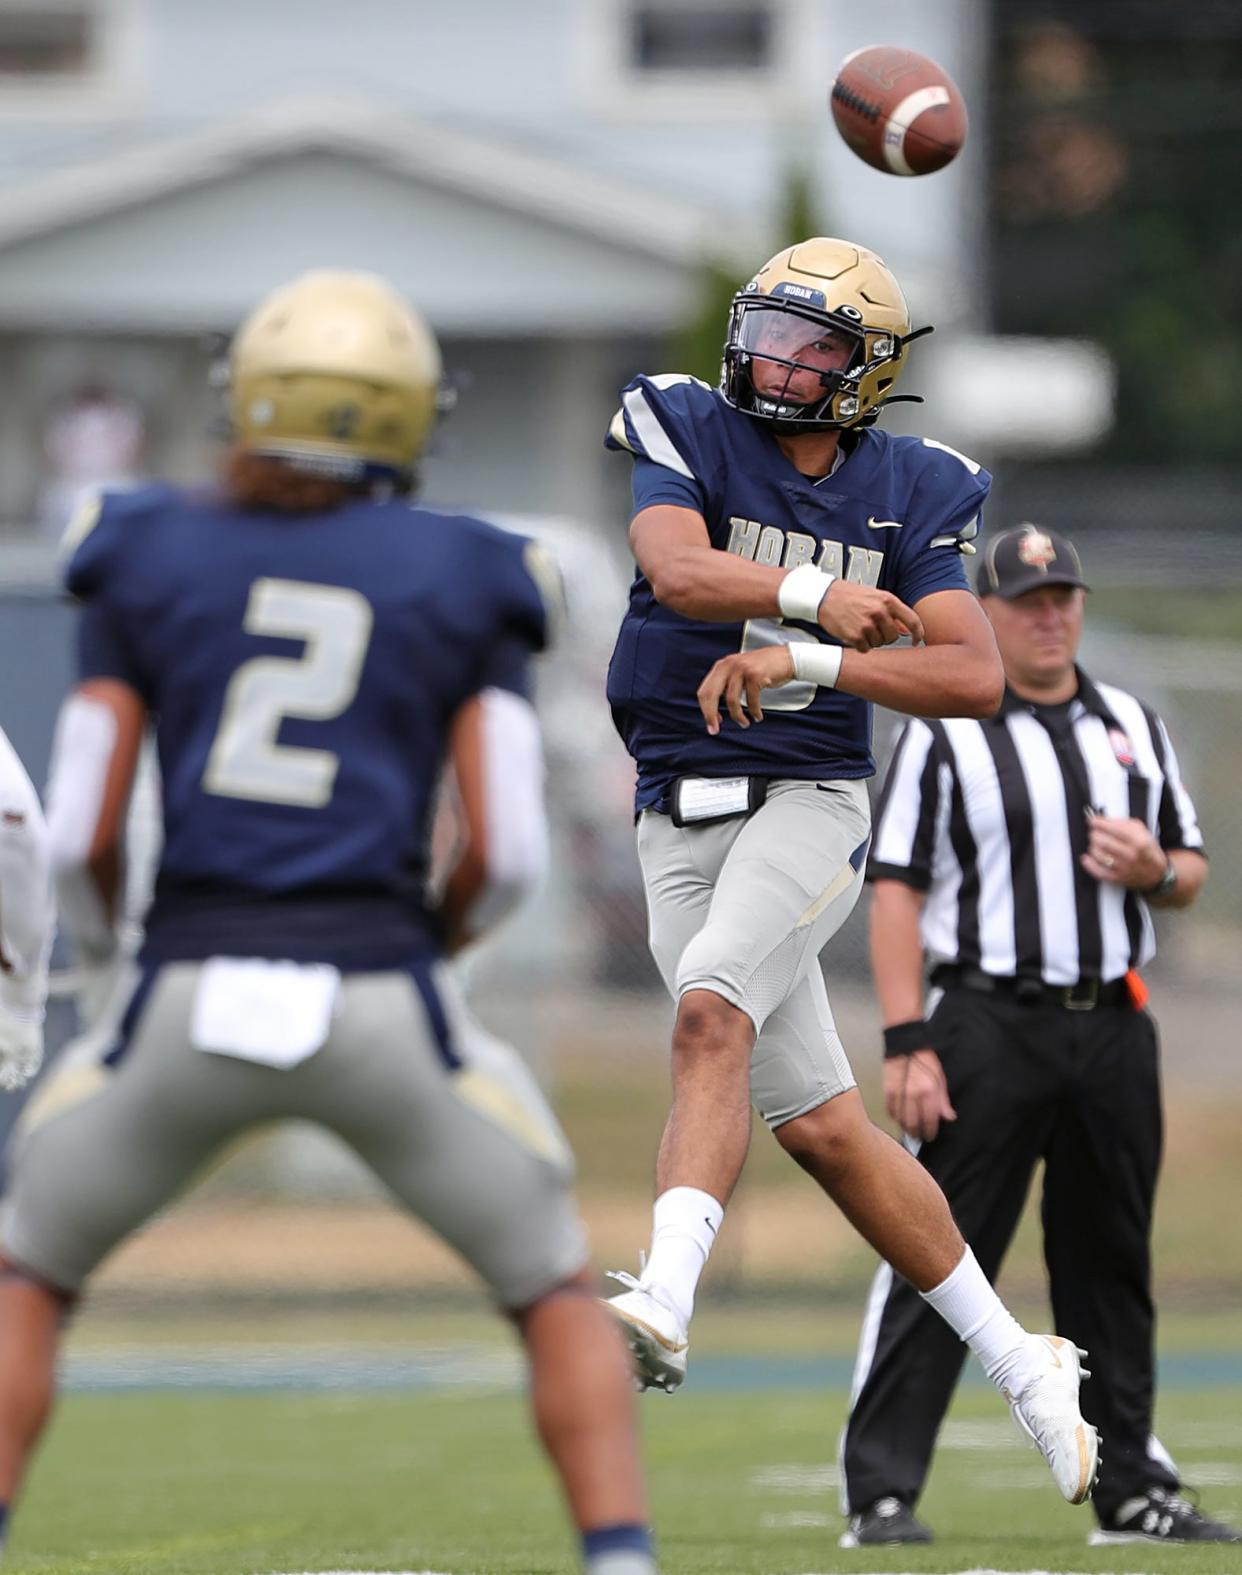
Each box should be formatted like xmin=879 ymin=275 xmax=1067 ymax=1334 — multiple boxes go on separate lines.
xmin=203 ymin=578 xmax=374 ymax=808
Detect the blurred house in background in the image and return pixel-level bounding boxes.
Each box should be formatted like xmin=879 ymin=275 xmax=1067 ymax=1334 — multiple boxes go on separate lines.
xmin=0 ymin=0 xmax=994 ymax=1013
xmin=0 ymin=0 xmax=992 ymax=541
xmin=3 ymin=0 xmax=1236 ymax=550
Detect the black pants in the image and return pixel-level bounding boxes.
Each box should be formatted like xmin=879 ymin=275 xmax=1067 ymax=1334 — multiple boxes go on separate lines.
xmin=841 ymin=984 xmax=1178 ymax=1524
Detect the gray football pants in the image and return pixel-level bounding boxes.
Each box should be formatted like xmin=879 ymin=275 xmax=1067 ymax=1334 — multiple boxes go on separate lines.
xmin=637 ymin=777 xmax=869 ymax=1127
xmin=0 ymin=962 xmax=588 ymax=1308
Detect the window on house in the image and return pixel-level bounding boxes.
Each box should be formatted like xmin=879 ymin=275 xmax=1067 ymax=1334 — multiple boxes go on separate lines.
xmin=629 ymin=3 xmax=773 ymax=74
xmin=0 ymin=8 xmax=94 ymax=79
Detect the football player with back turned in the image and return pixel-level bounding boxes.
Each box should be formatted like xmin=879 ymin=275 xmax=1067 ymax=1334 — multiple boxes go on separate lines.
xmin=0 ymin=271 xmax=658 ymax=1575
xmin=603 ymin=237 xmax=1099 ymax=1512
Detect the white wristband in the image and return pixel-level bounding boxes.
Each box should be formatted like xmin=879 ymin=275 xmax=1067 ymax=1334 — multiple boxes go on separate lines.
xmin=778 ymin=564 xmax=835 ymax=624
xmin=790 ymin=641 xmax=844 ymax=690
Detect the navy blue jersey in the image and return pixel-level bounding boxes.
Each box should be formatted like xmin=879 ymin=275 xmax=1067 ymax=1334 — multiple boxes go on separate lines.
xmin=65 ymin=485 xmax=551 ymax=968
xmin=605 ymin=374 xmax=990 ymax=811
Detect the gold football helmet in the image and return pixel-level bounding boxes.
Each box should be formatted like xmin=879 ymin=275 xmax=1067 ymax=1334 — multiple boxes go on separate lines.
xmin=721 ymin=237 xmax=930 ymax=431
xmin=228 ymin=270 xmax=446 ymax=484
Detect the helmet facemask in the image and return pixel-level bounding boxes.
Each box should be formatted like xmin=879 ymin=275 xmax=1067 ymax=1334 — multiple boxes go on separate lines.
xmin=721 ymin=293 xmax=920 ymax=433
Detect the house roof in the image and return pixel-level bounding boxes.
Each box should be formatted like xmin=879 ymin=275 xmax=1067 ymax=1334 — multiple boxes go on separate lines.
xmin=0 ymin=95 xmax=766 ymax=332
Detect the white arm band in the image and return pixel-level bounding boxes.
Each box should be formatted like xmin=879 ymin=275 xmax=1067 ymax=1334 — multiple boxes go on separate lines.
xmin=790 ymin=641 xmax=844 ymax=690
xmin=777 ymin=563 xmax=835 ymax=624
xmin=44 ymin=693 xmax=121 ymax=963
xmin=465 ymin=688 xmax=549 ymax=938
xmin=0 ymin=727 xmax=55 ymax=1020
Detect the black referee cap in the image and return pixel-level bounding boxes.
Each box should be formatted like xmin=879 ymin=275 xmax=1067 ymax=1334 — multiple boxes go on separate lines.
xmin=977 ymin=524 xmax=1090 ymax=600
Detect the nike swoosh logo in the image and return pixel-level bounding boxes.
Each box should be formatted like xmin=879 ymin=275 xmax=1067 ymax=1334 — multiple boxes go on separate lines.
xmin=1074 ymin=1423 xmax=1094 ymax=1503
xmin=867 ymin=517 xmax=904 ymax=530
xmin=614 ymin=1309 xmax=688 ymax=1354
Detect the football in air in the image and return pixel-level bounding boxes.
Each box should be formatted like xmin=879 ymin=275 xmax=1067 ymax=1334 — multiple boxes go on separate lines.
xmin=830 ymin=45 xmax=968 ymax=176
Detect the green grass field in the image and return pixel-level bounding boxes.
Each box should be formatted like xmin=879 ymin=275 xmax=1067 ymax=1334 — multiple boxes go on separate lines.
xmin=6 ymin=1302 xmax=1242 ymax=1575
xmin=5 ymin=994 xmax=1239 ymax=1575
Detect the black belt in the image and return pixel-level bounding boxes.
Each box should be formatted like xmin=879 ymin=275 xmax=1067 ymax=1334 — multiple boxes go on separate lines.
xmin=932 ymin=964 xmax=1131 ymax=1012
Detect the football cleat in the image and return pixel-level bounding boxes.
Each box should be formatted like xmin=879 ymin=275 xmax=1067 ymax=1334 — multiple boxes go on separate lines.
xmin=603 ymin=1271 xmax=688 ymax=1393
xmin=838 ymin=1497 xmax=932 ymax=1547
xmin=1088 ymin=1486 xmax=1242 ymax=1545
xmin=1006 ymin=1335 xmax=1100 ymax=1505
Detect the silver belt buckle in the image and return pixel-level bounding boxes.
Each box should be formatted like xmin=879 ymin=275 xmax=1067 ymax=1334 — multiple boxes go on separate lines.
xmin=1063 ymin=980 xmax=1099 ymax=1011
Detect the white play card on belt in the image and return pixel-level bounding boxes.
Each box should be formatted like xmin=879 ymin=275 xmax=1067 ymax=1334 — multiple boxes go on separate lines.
xmin=674 ymin=776 xmax=752 ymax=823
xmin=190 ymin=957 xmax=341 ymax=1069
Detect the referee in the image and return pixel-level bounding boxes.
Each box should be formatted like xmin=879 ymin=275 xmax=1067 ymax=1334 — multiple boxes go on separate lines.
xmin=839 ymin=525 xmax=1237 ymax=1548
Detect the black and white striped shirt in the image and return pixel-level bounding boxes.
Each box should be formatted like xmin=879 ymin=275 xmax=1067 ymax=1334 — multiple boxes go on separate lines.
xmin=868 ymin=670 xmax=1204 ymax=985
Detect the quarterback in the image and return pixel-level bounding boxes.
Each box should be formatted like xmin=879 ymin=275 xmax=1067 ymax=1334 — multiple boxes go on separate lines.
xmin=604 ymin=237 xmax=1099 ymax=1514
xmin=0 ymin=272 xmax=657 ymax=1575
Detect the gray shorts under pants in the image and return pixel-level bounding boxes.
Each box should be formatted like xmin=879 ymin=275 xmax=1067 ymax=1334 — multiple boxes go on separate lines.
xmin=0 ymin=962 xmax=588 ymax=1307
xmin=638 ymin=777 xmax=870 ymax=1127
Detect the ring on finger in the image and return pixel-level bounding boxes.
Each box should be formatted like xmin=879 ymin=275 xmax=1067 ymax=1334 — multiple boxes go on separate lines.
xmin=1101 ymin=853 xmax=1116 ymax=869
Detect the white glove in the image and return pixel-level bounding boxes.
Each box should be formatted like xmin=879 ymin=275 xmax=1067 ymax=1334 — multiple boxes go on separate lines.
xmin=0 ymin=1000 xmax=43 ymax=1092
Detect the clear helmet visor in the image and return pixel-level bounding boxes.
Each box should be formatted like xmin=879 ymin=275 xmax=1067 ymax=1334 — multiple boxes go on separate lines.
xmin=735 ymin=302 xmax=864 ymax=415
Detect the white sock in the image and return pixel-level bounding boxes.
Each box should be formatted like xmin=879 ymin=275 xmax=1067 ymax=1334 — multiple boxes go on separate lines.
xmin=639 ymin=1186 xmax=723 ymax=1326
xmin=920 ymin=1247 xmax=1037 ymax=1393
xmin=587 ymin=1555 xmax=657 ymax=1575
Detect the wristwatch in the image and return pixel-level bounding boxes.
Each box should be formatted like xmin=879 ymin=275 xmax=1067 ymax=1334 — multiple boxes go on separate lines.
xmin=1142 ymin=859 xmax=1178 ymax=899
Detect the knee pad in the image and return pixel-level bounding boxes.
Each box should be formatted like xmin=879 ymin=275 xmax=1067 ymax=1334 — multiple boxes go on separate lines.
xmin=676 ymin=923 xmax=797 ymax=1035
xmin=675 ymin=924 xmax=743 ymax=1003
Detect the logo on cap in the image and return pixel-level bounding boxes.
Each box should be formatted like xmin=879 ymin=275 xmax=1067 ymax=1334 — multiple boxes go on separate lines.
xmin=1017 ymin=528 xmax=1057 ymax=571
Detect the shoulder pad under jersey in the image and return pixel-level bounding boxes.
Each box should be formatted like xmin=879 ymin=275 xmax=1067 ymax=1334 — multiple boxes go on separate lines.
xmin=440 ymin=512 xmax=561 ymax=656
xmin=902 ymin=435 xmax=991 ymax=553
xmin=61 ymin=484 xmax=183 ymax=601
xmin=605 ymin=372 xmax=719 ymax=486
